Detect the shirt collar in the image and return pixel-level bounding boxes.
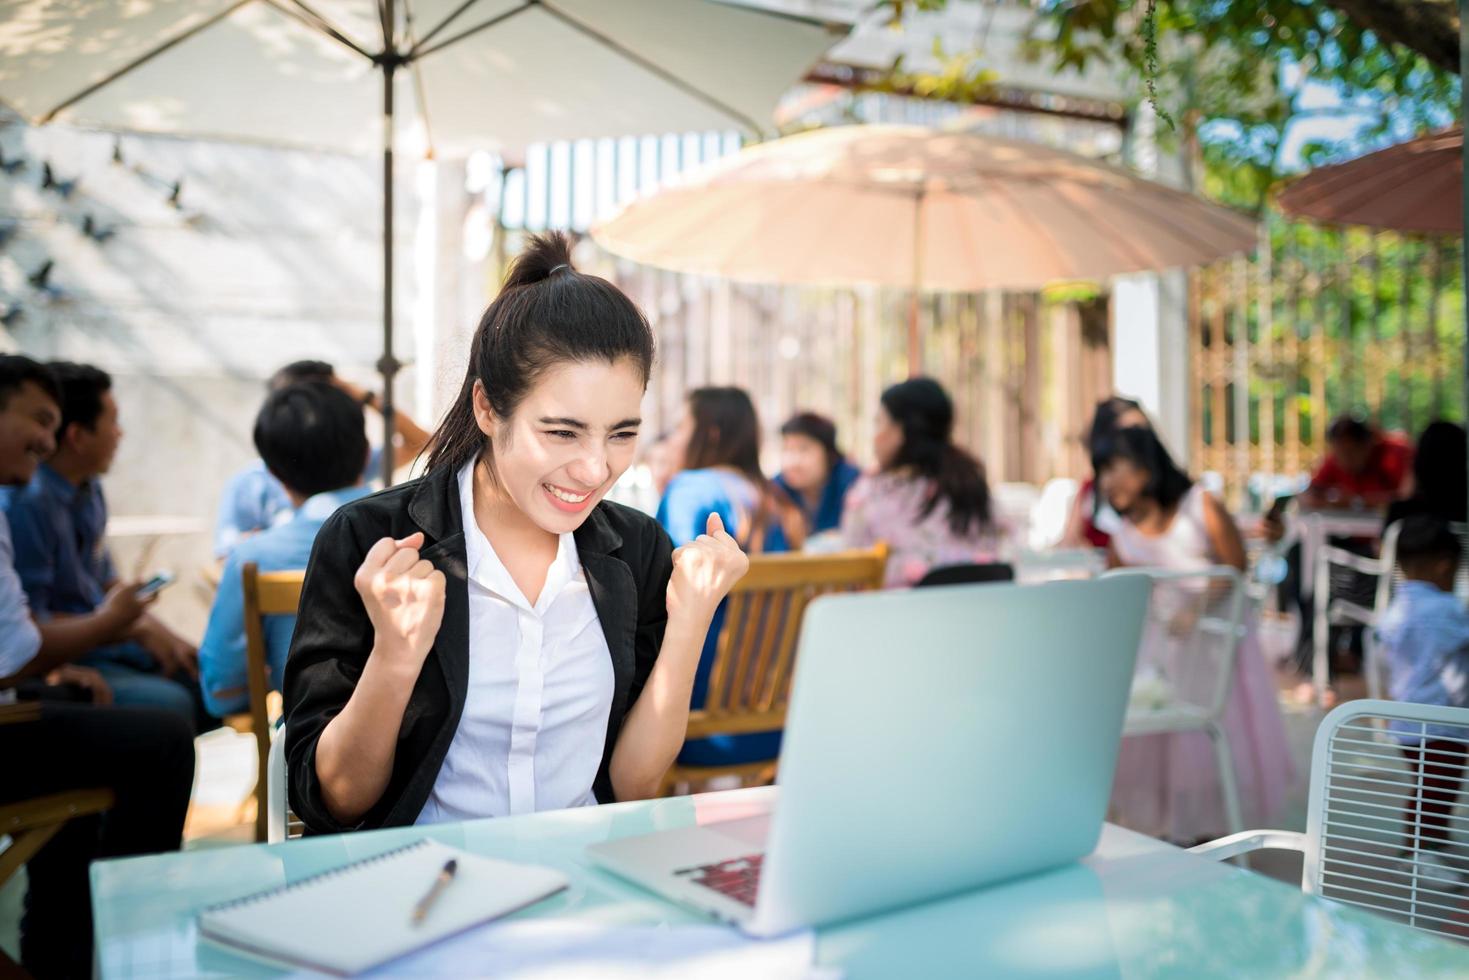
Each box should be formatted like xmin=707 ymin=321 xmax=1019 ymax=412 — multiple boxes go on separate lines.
xmin=457 ymin=459 xmax=579 ymax=614
xmin=36 ymin=462 xmax=81 ymax=504
xmin=1399 ymin=579 xmax=1451 ymax=599
xmin=294 ymin=485 xmax=372 ymax=522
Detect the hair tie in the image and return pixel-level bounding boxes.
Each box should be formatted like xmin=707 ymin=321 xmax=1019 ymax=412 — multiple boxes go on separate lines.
xmin=549 ymin=263 xmax=570 ymax=276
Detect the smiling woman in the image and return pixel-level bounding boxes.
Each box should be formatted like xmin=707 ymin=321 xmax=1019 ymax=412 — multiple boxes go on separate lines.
xmin=282 ymin=233 xmax=750 ymax=833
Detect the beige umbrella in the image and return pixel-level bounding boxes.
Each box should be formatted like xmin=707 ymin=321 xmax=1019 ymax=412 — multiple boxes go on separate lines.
xmin=593 ymin=124 xmax=1258 ymax=371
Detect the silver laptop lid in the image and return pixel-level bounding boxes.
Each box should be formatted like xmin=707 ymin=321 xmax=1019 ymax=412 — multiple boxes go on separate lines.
xmin=750 ymin=575 xmax=1151 ymax=935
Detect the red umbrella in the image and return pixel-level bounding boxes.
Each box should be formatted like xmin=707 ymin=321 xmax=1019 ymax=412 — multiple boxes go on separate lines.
xmin=1275 ymin=127 xmax=1462 ymax=235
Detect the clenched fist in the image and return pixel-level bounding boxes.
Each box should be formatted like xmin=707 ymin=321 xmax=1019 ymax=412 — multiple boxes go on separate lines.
xmin=354 ymin=532 xmax=447 ymax=675
xmin=667 ymin=512 xmax=750 ymax=624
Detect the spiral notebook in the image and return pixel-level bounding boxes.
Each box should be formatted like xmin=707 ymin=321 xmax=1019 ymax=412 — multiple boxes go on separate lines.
xmin=198 ymin=839 xmax=568 ymax=976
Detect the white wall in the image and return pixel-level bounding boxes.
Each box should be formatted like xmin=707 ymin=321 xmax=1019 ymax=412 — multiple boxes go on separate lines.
xmin=0 ymin=120 xmax=422 ymax=632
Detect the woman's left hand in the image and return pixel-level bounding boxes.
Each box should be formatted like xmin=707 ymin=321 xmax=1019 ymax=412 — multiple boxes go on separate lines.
xmin=666 ymin=512 xmax=749 ymax=624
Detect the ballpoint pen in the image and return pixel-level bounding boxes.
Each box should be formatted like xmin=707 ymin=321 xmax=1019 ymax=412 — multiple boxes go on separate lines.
xmin=410 ymin=858 xmax=458 ymax=925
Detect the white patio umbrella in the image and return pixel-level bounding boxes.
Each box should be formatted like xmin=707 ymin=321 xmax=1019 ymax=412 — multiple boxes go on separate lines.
xmin=0 ymin=0 xmax=841 ymax=481
xmin=592 ymin=124 xmax=1259 ymax=373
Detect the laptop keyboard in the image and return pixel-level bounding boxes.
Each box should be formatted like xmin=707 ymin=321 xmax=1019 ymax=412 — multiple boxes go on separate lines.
xmin=675 ymin=854 xmax=764 ymax=907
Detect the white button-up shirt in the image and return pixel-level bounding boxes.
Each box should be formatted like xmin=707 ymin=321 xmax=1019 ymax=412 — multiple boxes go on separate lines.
xmin=0 ymin=511 xmax=41 ymax=703
xmin=416 ymin=462 xmax=614 ymax=824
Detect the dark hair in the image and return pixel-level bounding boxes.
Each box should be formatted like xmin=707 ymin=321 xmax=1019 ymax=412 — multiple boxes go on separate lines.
xmin=1327 ymin=414 xmax=1374 ymax=445
xmin=781 ymin=411 xmax=842 ymax=473
xmin=270 ymin=360 xmax=334 ymax=391
xmin=0 ymin=355 xmax=60 ymax=412
xmin=426 ymin=232 xmax=655 ymax=475
xmin=684 ymin=387 xmax=765 ymax=486
xmin=879 ymin=377 xmax=991 ymax=536
xmin=1086 ymin=395 xmax=1148 ymax=516
xmin=1397 ymin=514 xmax=1461 ymax=573
xmin=47 ymin=361 xmax=112 ymax=437
xmin=1407 ymin=420 xmax=1468 ymax=521
xmin=1086 ymin=396 xmax=1147 ymax=457
xmin=1092 ymin=426 xmax=1193 ymax=511
xmin=254 ymin=382 xmax=368 ymax=497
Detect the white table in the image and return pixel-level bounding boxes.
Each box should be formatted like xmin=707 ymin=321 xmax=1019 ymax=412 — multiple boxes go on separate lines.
xmin=91 ymin=786 xmax=1469 ymax=977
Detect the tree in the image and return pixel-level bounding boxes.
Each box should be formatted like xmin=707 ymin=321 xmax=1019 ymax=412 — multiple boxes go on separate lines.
xmin=877 ymin=1 xmax=1460 ymax=212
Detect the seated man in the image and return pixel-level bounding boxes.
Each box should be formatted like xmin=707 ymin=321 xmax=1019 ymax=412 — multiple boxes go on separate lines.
xmin=199 ymin=381 xmax=372 ymax=716
xmin=0 ymin=361 xmax=211 ymax=732
xmin=1303 ymin=414 xmax=1413 ymax=509
xmin=0 ymin=354 xmax=194 ymax=979
xmin=213 ymin=359 xmax=430 ymax=558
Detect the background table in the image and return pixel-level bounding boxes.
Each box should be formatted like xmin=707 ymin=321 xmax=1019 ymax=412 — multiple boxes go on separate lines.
xmin=92 ymin=786 xmax=1469 ymax=977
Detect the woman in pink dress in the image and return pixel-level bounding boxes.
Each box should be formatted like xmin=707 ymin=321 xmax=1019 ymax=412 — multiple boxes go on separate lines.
xmin=840 ymin=378 xmax=1000 ymax=588
xmin=1096 ymin=427 xmax=1296 ymax=843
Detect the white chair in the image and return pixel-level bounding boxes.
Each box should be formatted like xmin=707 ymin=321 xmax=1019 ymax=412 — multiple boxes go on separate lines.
xmin=1191 ymin=700 xmax=1469 ymax=944
xmin=265 ymin=728 xmax=305 ymax=844
xmin=1110 ymin=565 xmax=1248 ymax=838
xmin=266 ymin=729 xmax=288 ymax=844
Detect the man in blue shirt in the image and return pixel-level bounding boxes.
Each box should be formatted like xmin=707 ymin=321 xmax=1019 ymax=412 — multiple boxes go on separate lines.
xmin=200 ymin=381 xmax=372 ymax=716
xmin=213 ymin=360 xmax=428 ymax=557
xmin=1 ymin=362 xmax=209 ymax=731
xmin=0 ymin=354 xmax=194 ymax=978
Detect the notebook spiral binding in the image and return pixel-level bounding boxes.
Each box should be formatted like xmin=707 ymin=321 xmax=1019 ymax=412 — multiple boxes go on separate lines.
xmin=201 ymin=839 xmax=431 ymax=915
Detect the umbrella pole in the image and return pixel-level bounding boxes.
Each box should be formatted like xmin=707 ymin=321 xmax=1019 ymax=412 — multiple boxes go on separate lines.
xmin=907 ymin=191 xmax=925 ymax=377
xmin=379 ymin=7 xmax=401 ymax=488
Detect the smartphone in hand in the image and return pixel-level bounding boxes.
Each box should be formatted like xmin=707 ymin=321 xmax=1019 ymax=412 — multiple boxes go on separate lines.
xmin=135 ymin=572 xmax=176 ymax=599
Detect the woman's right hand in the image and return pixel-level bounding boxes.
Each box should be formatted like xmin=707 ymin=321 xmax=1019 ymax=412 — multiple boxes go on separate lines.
xmin=353 ymin=532 xmax=446 ymax=675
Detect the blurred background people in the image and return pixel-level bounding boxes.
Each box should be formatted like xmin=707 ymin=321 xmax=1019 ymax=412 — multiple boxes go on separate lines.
xmin=1385 ymin=420 xmax=1467 ymax=529
xmin=213 ymin=359 xmax=430 ymax=558
xmin=841 ymin=378 xmax=998 ymax=587
xmin=0 ymin=361 xmax=211 ymax=733
xmin=1094 ymin=426 xmax=1294 ymax=843
xmin=197 ymin=381 xmax=372 ymax=717
xmin=658 ymin=386 xmax=799 ymax=771
xmin=766 ymin=411 xmax=861 ymax=552
xmin=1062 ymin=396 xmax=1151 ymax=549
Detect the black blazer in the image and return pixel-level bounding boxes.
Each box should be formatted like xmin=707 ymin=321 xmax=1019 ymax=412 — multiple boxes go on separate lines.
xmin=282 ymin=462 xmax=675 ymax=834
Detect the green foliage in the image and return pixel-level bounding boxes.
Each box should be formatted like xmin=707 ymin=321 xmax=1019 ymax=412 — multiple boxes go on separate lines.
xmin=876 ymin=1 xmax=1461 ymax=214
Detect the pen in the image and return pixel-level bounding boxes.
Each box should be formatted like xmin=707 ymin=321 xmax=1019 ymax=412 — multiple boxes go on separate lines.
xmin=410 ymin=858 xmax=457 ymax=925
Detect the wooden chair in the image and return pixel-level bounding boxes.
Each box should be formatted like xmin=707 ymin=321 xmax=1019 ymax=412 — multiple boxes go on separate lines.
xmin=234 ymin=564 xmax=305 ymax=842
xmin=659 ymin=545 xmax=888 ymax=795
xmin=0 ymin=702 xmax=114 ymax=974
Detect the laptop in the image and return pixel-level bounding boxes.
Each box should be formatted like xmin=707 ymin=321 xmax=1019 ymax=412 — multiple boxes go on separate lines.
xmin=587 ymin=575 xmax=1151 ymax=937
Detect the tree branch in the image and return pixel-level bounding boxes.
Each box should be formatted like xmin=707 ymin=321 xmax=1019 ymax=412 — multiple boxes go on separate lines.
xmin=1319 ymin=0 xmax=1459 ymax=74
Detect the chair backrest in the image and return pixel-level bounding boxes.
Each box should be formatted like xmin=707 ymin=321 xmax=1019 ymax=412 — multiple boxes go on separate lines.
xmin=1107 ymin=565 xmax=1246 ymax=722
xmin=1375 ymin=520 xmax=1469 ymax=616
xmin=240 ymin=564 xmax=305 ymax=841
xmin=915 ymin=563 xmax=1015 ymax=588
xmin=1303 ymin=699 xmax=1469 ymax=943
xmin=689 ymin=546 xmax=887 ymax=740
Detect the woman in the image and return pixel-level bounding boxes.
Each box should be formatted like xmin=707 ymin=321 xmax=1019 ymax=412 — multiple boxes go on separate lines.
xmin=841 ymin=378 xmax=997 ymax=588
xmin=657 ymin=387 xmax=796 ymax=769
xmin=282 ymin=234 xmax=748 ymax=832
xmin=765 ymin=412 xmax=862 ymax=553
xmin=1061 ymin=396 xmax=1150 ymax=549
xmin=1095 ymin=427 xmax=1294 ymax=843
xmin=1385 ymin=420 xmax=1467 ymax=529
xmin=658 ymin=388 xmax=802 ymax=555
